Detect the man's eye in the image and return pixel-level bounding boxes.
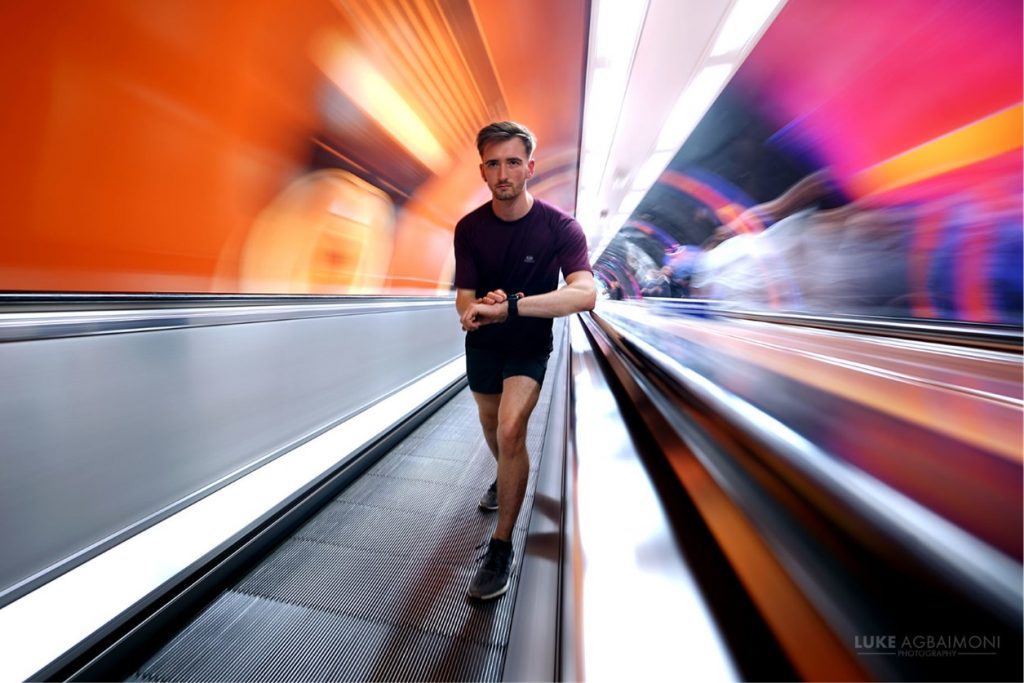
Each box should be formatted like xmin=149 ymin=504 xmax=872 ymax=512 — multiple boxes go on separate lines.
xmin=509 ymin=160 xmax=520 ymax=166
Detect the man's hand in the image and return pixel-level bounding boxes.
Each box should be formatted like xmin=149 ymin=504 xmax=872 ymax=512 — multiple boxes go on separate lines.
xmin=460 ymin=300 xmax=507 ymax=331
xmin=477 ymin=289 xmax=522 ymax=305
xmin=478 ymin=289 xmax=508 ymax=305
xmin=457 ymin=288 xmax=525 ymax=331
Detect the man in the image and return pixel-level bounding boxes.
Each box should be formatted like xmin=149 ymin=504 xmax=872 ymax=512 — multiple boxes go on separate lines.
xmin=454 ymin=121 xmax=595 ymax=600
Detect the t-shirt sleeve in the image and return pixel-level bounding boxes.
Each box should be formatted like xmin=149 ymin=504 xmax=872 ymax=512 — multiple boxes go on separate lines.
xmin=558 ymin=216 xmax=593 ymax=276
xmin=453 ymin=220 xmax=477 ymax=290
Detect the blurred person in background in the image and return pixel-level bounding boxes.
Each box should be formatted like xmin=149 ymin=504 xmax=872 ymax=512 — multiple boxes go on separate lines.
xmin=662 ymin=244 xmax=702 ymax=297
xmin=606 ymin=279 xmax=625 ymax=300
xmin=701 ymin=170 xmax=836 ymax=250
xmin=455 ymin=121 xmax=595 ymax=601
xmin=693 ymin=171 xmax=918 ymax=316
xmin=639 ymin=267 xmax=671 ymax=298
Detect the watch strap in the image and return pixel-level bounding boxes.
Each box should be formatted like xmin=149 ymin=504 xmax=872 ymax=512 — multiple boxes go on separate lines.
xmin=507 ymin=293 xmax=520 ymax=319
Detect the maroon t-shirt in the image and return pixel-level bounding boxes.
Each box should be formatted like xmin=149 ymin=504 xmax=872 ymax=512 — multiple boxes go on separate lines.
xmin=454 ymin=198 xmax=592 ymax=353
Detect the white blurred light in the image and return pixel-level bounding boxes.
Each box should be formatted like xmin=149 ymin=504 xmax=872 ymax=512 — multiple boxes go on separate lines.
xmin=577 ymin=0 xmax=649 ymax=244
xmin=710 ymin=0 xmax=786 ymax=57
xmin=632 ymin=149 xmax=676 ymax=191
xmin=619 ymin=188 xmax=647 ymax=216
xmin=655 ymin=64 xmax=733 ymax=152
xmin=583 ymin=0 xmax=786 ymax=264
xmin=578 ymin=67 xmax=618 ymax=197
xmin=620 ymin=0 xmax=786 ymax=235
xmin=578 ymin=147 xmax=604 ymax=192
xmin=591 ymin=234 xmax=614 ymax=260
xmin=311 ymin=33 xmax=448 ymax=168
xmin=594 ymin=0 xmax=648 ymax=64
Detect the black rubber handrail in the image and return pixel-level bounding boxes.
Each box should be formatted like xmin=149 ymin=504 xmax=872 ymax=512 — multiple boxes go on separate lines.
xmin=0 ymin=292 xmax=452 ymax=312
xmin=641 ymin=299 xmax=1023 ymax=353
xmin=0 ymin=297 xmax=453 ymax=343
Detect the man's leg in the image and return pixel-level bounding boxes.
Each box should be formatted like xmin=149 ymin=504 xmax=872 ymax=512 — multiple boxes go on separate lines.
xmin=493 ymin=375 xmax=541 ymax=542
xmin=467 ymin=360 xmax=543 ymax=600
xmin=466 ymin=346 xmax=502 ymax=464
xmin=471 ymin=391 xmax=501 ymax=463
xmin=466 ymin=346 xmax=505 ymax=507
xmin=471 ymin=390 xmax=502 ymax=510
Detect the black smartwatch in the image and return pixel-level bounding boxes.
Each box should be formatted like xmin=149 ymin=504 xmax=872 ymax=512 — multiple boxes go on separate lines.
xmin=506 ymin=293 xmax=521 ymax=320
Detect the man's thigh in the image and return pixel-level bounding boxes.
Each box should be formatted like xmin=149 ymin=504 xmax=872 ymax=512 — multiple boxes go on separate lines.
xmin=471 ymin=390 xmax=501 ymax=428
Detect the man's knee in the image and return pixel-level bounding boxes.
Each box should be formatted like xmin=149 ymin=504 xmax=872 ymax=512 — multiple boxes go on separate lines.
xmin=478 ymin=410 xmax=499 ymax=433
xmin=496 ymin=418 xmax=528 ymax=455
xmin=474 ymin=393 xmax=501 ymax=432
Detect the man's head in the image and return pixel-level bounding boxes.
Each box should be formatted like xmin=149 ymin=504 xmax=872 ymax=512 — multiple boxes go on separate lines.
xmin=476 ymin=121 xmax=536 ymax=159
xmin=476 ymin=121 xmax=536 ymax=203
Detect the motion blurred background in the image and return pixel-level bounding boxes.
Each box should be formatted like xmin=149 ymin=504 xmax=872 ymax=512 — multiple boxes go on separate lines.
xmin=0 ymin=0 xmax=586 ymax=295
xmin=1 ymin=0 xmax=1018 ymax=326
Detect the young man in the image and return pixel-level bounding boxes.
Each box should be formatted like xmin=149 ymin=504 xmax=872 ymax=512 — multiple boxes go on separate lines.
xmin=454 ymin=121 xmax=595 ymax=600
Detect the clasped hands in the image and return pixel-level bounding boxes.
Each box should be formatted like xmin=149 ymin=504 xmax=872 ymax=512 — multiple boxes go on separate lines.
xmin=460 ymin=288 xmax=524 ymax=332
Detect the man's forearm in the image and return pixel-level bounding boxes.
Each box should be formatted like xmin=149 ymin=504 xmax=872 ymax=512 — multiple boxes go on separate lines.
xmin=458 ymin=278 xmax=595 ymax=331
xmin=518 ymin=281 xmax=595 ymax=318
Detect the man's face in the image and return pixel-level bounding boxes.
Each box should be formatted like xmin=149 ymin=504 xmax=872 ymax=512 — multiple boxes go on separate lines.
xmin=479 ymin=138 xmax=535 ymax=202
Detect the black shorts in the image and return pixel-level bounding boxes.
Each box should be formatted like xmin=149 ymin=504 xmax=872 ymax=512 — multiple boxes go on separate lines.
xmin=465 ymin=346 xmax=550 ymax=394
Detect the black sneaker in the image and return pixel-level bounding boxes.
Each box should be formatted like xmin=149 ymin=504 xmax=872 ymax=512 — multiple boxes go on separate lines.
xmin=467 ymin=538 xmax=514 ymax=600
xmin=478 ymin=480 xmax=498 ymax=511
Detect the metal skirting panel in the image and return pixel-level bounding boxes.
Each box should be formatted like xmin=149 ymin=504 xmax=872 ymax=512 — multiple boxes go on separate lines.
xmin=0 ymin=300 xmax=464 ymax=607
xmin=131 ymin=344 xmax=560 ymax=682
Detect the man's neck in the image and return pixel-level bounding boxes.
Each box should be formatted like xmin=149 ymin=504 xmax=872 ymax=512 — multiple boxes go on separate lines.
xmin=491 ymin=191 xmax=534 ymax=222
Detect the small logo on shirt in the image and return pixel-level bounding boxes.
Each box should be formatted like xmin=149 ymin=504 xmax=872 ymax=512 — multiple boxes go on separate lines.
xmin=524 ymin=255 xmax=535 ymax=264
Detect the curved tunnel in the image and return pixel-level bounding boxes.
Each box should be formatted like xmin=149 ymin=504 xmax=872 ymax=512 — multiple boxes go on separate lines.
xmin=0 ymin=1 xmax=1020 ymax=681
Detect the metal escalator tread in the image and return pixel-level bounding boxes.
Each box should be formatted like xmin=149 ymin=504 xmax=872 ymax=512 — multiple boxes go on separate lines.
xmin=131 ymin=364 xmax=556 ymax=682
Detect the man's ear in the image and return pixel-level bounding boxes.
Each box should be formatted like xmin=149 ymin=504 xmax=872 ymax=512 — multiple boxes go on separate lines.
xmin=527 ymin=158 xmax=536 ymax=179
xmin=479 ymin=163 xmax=486 ymax=181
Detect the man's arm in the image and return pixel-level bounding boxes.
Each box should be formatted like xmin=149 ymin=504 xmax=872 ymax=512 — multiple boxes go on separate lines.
xmin=517 ymin=270 xmax=595 ymax=318
xmin=459 ymin=271 xmax=596 ymax=331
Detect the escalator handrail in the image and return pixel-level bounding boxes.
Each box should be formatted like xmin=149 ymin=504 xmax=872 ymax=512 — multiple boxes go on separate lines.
xmin=592 ymin=310 xmax=1022 ymax=619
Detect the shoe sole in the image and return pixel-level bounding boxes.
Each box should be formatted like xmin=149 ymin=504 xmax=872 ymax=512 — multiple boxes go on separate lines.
xmin=477 ymin=501 xmax=499 ymax=511
xmin=468 ymin=581 xmax=509 ymax=601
